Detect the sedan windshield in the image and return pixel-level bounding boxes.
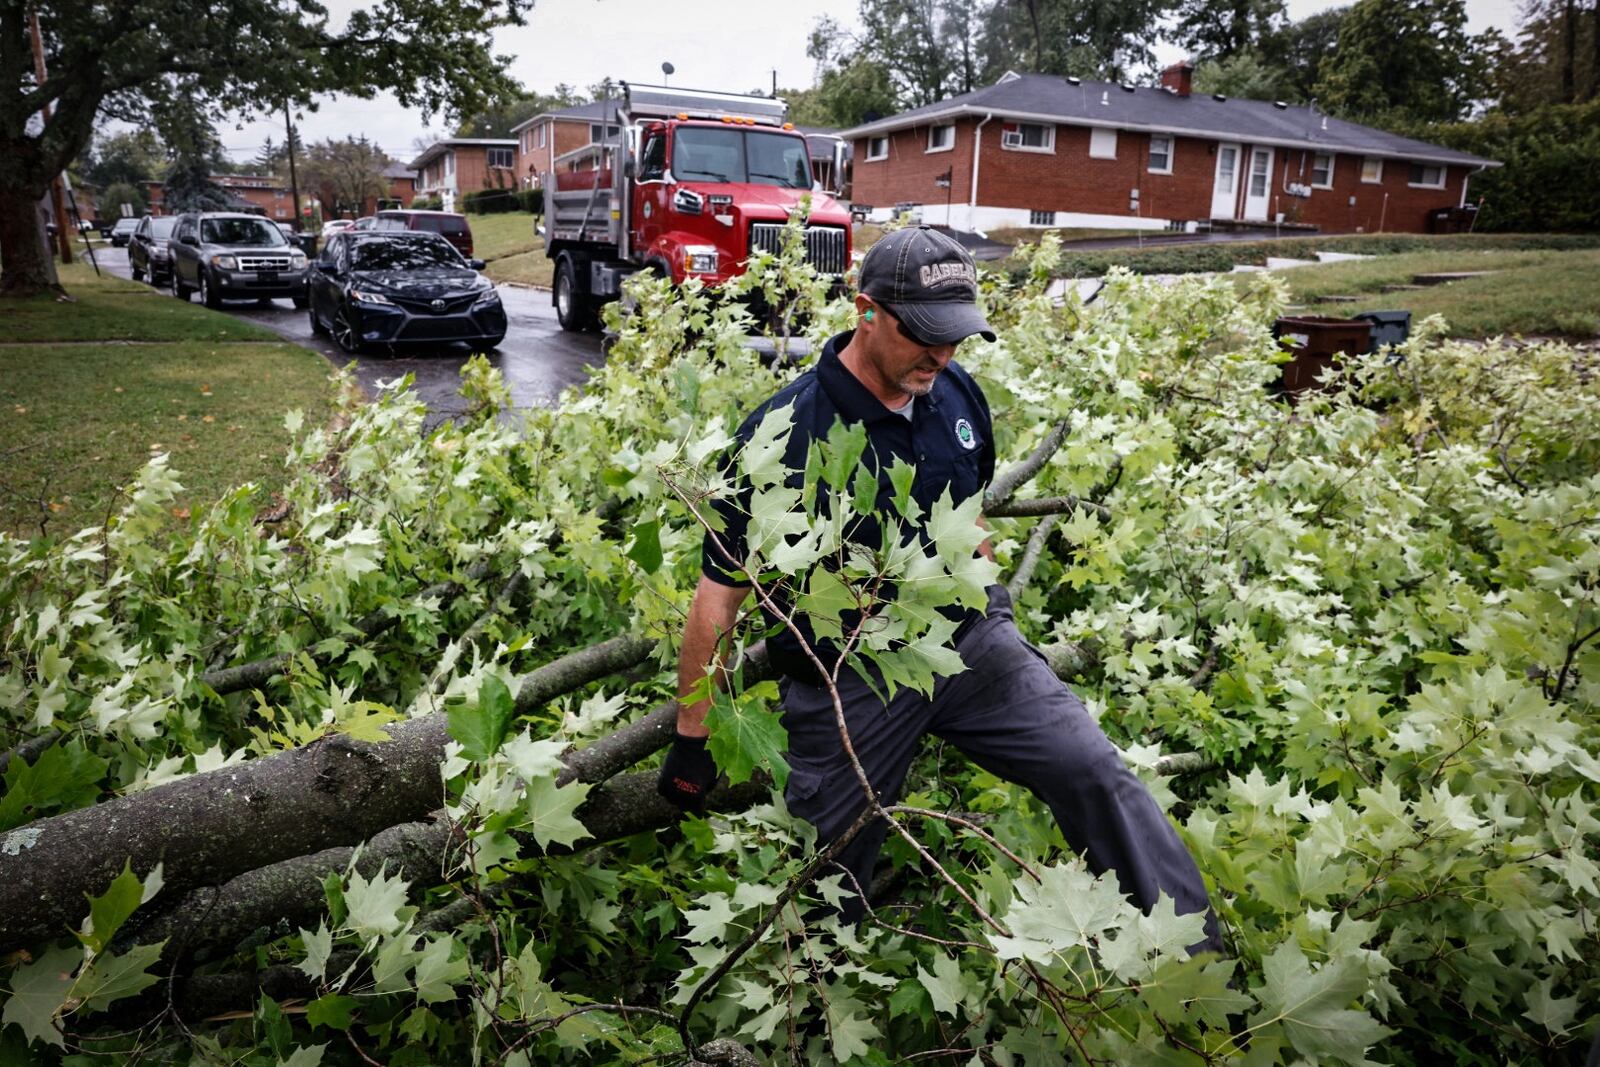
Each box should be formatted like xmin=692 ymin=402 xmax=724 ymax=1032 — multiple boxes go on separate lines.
xmin=353 ymin=237 xmax=463 ymax=271
xmin=200 ymin=218 xmax=287 ymax=247
xmin=672 ymin=128 xmax=812 ymax=189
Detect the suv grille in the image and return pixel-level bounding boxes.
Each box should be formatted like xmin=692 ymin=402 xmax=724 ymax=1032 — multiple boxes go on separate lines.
xmin=239 ymin=255 xmax=292 ymax=272
xmin=748 ymin=224 xmax=847 ymax=275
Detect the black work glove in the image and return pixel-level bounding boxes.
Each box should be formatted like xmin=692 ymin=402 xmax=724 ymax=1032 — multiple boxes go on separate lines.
xmin=657 ymin=732 xmax=718 ymax=811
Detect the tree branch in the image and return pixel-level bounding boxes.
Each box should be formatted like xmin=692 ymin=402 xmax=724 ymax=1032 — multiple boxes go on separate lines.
xmin=984 ymin=420 xmax=1069 ymax=509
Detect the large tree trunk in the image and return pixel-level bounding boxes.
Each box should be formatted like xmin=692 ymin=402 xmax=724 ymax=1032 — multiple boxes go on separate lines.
xmin=0 ymin=177 xmax=60 ymax=295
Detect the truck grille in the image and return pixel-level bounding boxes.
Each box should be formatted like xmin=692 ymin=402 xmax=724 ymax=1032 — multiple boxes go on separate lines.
xmin=239 ymin=255 xmax=292 ymax=272
xmin=748 ymin=224 xmax=847 ymax=275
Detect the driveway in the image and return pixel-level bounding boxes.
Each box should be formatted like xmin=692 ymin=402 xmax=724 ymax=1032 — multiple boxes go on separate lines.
xmin=91 ymin=245 xmax=605 ymax=422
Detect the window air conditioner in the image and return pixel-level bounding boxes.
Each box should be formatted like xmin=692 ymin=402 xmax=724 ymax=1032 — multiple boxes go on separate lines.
xmin=1002 ymin=131 xmax=1023 ymax=148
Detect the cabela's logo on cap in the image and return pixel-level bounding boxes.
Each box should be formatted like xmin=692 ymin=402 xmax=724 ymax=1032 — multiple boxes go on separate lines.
xmin=919 ymin=261 xmax=976 ymax=289
xmin=954 ymin=417 xmax=977 ymax=450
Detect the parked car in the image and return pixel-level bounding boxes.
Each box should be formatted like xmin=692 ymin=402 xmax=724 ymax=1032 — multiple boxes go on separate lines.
xmin=306 ymin=231 xmax=504 ymax=354
xmin=321 ymin=219 xmax=355 ymax=238
xmin=275 ymin=221 xmax=317 ymax=257
xmin=128 ymin=215 xmax=178 ymax=285
xmin=109 ymin=218 xmax=139 ymax=247
xmin=352 ymin=216 xmax=376 ymax=231
xmin=168 ymin=212 xmax=309 ymax=309
xmin=372 ymin=209 xmax=474 ymax=258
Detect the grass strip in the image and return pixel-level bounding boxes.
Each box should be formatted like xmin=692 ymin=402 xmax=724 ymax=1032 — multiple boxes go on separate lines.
xmin=0 ymin=340 xmax=335 ymax=540
xmin=7 ymin=261 xmax=280 ymax=343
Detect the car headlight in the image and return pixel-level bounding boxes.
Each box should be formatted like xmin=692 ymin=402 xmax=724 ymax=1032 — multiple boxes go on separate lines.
xmin=210 ymin=254 xmax=238 ymax=270
xmin=290 ymin=252 xmax=307 ymax=269
xmin=151 ymin=246 xmax=169 ymax=260
xmin=350 ymin=289 xmax=393 ymax=306
xmin=472 ymin=287 xmax=501 ymax=308
xmin=684 ymin=245 xmax=719 ymax=274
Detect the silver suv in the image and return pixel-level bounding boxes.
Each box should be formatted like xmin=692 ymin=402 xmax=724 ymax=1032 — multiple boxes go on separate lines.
xmin=169 ymin=212 xmax=309 ymax=309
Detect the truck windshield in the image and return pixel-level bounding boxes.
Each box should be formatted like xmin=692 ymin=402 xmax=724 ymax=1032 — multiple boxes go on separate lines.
xmin=673 ymin=128 xmax=812 ymax=189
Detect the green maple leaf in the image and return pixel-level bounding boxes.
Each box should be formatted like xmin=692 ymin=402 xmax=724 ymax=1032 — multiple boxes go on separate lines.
xmin=413 ymin=936 xmax=469 ymax=1004
xmin=0 ymin=740 xmax=108 ymax=833
xmin=916 ymin=954 xmax=966 ymax=1017
xmin=521 ymin=777 xmax=592 ymax=851
xmin=1 ymin=943 xmax=81 ymax=1047
xmin=825 ymin=995 xmax=881 ymax=1062
xmin=344 ymin=863 xmax=412 ymax=940
xmin=626 ymin=518 xmax=663 ymax=575
xmin=1248 ymin=941 xmax=1392 ymax=1063
xmin=305 ymin=994 xmax=357 ymax=1031
xmin=803 ymin=568 xmax=858 ymax=641
xmin=704 ymin=681 xmax=788 ymax=789
xmin=682 ymin=893 xmax=739 ymax=944
xmin=77 ymin=941 xmax=166 ymax=1012
xmin=740 ymin=403 xmax=796 ymax=488
xmin=448 ymin=674 xmax=516 ymax=762
xmin=989 ymin=863 xmax=1128 ymax=962
xmin=277 ymin=1043 xmax=328 ymax=1067
xmin=77 ymin=860 xmax=151 ymax=955
xmin=298 ymin=922 xmax=333 ymax=980
xmin=1100 ymin=894 xmax=1208 ymax=982
xmin=1522 ymin=977 xmax=1579 ymax=1034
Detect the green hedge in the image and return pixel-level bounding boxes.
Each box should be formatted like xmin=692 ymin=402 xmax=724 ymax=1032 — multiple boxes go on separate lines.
xmin=1031 ymin=232 xmax=1600 ymax=280
xmin=411 ymin=195 xmax=443 ymax=211
xmin=461 ymin=188 xmax=542 ymax=215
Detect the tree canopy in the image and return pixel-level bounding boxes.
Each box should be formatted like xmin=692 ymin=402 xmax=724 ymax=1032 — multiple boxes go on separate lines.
xmin=0 ymin=0 xmax=523 ymax=293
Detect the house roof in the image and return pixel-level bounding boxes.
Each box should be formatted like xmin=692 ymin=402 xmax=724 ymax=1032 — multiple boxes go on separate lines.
xmin=840 ymin=73 xmax=1497 ymax=168
xmin=382 ymin=161 xmax=416 ymax=180
xmin=511 ymin=100 xmax=617 ymax=134
xmin=408 ymin=138 xmax=517 ymax=169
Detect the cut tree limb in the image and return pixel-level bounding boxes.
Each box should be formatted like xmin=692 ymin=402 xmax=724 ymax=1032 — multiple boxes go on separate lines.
xmin=0 ymin=632 xmax=658 ymax=953
xmin=988 ymin=494 xmax=1113 ymax=521
xmin=985 ymin=419 xmax=1069 ymax=509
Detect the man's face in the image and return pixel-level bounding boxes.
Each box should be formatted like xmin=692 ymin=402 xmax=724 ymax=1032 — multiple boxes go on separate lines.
xmin=863 ymin=301 xmax=959 ymax=398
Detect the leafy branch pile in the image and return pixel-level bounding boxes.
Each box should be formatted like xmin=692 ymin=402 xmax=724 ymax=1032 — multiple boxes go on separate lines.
xmin=1 ymin=229 xmax=1596 ymax=1065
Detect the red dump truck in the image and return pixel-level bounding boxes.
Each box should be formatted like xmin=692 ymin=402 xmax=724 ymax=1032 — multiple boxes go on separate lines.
xmin=541 ymin=82 xmax=852 ymax=331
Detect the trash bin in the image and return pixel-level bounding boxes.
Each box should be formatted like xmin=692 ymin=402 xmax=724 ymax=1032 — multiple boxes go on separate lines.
xmin=1355 ymin=310 xmax=1411 ymax=357
xmin=1273 ymin=315 xmax=1374 ymax=396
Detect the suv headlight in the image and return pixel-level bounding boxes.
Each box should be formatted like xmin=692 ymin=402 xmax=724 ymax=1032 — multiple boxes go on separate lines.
xmin=350 ymin=289 xmax=393 ymax=306
xmin=210 ymin=254 xmax=238 ymax=270
xmin=151 ymin=245 xmax=169 ymax=260
xmin=684 ymin=245 xmax=719 ymax=274
xmin=290 ymin=251 xmax=308 ymax=269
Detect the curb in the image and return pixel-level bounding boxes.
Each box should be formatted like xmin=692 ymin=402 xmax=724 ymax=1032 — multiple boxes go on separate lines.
xmin=499 ymin=281 xmax=552 ymax=294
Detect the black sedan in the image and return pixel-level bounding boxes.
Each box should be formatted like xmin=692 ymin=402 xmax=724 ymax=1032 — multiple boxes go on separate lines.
xmin=306 ymin=232 xmax=506 ymax=354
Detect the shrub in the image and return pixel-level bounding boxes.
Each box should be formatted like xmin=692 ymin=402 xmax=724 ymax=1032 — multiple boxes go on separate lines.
xmin=410 ymin=194 xmax=443 ymax=211
xmin=461 ymin=188 xmax=522 ymax=214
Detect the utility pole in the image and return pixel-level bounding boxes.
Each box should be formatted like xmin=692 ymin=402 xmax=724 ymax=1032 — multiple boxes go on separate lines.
xmin=284 ymin=103 xmax=303 ymax=234
xmin=771 ymin=69 xmax=778 ymax=98
xmin=29 ymin=7 xmax=72 ymax=264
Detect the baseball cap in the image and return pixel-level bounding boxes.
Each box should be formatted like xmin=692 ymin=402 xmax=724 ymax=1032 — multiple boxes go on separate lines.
xmin=858 ymin=225 xmax=997 ymax=345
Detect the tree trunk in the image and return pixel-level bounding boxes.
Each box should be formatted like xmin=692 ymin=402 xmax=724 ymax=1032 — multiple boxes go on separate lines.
xmin=0 ymin=178 xmax=60 ymax=295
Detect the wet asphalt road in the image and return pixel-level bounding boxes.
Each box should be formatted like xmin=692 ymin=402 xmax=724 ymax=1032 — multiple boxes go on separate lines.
xmin=92 ymin=244 xmax=605 ymax=420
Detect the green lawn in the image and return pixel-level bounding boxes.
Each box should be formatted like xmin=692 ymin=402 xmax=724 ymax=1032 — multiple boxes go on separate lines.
xmin=465 ymin=212 xmax=553 ymax=288
xmin=5 ymin=260 xmax=280 ymax=343
xmin=1248 ymin=248 xmax=1600 ymax=338
xmin=0 ymin=263 xmax=333 ymax=540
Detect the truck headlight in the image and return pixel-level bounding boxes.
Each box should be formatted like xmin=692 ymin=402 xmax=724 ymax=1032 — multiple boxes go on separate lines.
xmin=210 ymin=254 xmax=238 ymax=270
xmin=684 ymin=246 xmax=719 ymax=274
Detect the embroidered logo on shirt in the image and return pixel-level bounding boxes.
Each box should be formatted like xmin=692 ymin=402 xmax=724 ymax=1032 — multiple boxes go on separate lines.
xmin=954 ymin=417 xmax=978 ymax=450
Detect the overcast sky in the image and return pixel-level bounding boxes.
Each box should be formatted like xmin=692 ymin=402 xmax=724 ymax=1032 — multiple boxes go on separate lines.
xmin=212 ymin=0 xmax=1526 ymax=166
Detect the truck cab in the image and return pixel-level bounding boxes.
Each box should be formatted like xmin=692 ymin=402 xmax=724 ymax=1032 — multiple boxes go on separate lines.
xmin=543 ymin=83 xmax=852 ymax=331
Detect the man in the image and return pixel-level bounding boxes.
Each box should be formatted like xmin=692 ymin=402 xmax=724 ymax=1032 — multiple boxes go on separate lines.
xmin=657 ymin=226 xmax=1222 ymax=952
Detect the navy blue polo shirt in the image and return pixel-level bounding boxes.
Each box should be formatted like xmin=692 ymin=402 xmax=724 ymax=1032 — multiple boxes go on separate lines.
xmin=702 ymin=329 xmax=995 ymax=679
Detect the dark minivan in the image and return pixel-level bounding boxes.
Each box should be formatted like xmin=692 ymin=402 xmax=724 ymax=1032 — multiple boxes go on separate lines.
xmin=373 ymin=210 xmax=474 ymax=257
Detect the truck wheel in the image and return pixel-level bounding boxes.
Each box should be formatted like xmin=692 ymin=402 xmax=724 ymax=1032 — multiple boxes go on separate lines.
xmin=555 ymin=258 xmax=597 ymax=332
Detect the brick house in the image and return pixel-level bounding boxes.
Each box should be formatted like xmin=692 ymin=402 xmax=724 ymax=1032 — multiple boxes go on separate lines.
xmin=361 ymin=161 xmax=417 ymax=214
xmin=409 ymin=138 xmax=520 ymax=212
xmin=143 ymin=176 xmax=293 ymax=218
xmin=511 ymin=101 xmax=622 ymax=188
xmin=842 ymin=66 xmax=1499 ymax=235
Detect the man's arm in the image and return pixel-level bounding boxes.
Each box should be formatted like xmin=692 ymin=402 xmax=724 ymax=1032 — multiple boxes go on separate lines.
xmin=674 ymin=575 xmax=751 ymax=736
xmin=657 ymin=575 xmax=750 ymax=810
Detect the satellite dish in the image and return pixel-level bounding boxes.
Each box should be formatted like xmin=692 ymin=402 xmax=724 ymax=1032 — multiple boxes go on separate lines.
xmin=662 ymin=62 xmax=675 ymax=76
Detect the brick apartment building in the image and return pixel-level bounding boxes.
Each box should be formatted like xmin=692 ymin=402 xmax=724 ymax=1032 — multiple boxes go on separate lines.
xmin=843 ymin=65 xmax=1498 ymax=235
xmin=409 ymin=138 xmax=519 ymax=212
xmin=511 ymin=101 xmax=622 ymax=187
xmin=143 ymin=175 xmax=298 ymax=219
xmin=359 ymin=161 xmax=418 ymax=215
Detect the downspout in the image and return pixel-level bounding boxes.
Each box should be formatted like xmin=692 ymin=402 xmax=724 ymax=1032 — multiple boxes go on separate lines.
xmin=968 ymin=113 xmax=993 ymax=234
xmin=1460 ymin=164 xmax=1486 ymax=209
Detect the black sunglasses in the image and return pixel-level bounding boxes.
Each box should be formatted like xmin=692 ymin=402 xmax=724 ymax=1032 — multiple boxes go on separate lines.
xmin=874 ymin=304 xmax=939 ymax=348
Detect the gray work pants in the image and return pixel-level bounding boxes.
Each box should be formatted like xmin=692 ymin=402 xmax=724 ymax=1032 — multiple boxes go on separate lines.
xmin=780 ymin=586 xmax=1222 ymax=952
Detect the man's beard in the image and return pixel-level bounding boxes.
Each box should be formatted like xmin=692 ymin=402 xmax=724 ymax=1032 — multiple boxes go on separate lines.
xmin=896 ymin=367 xmax=940 ymax=396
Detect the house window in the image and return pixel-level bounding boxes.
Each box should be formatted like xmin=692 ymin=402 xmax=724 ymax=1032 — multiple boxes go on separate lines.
xmin=1311 ymin=153 xmax=1334 ymax=188
xmin=589 ymin=123 xmax=620 ymax=144
xmin=1148 ymin=134 xmax=1173 ymax=173
xmin=1029 ymin=209 xmax=1056 ymax=225
xmin=1089 ymin=128 xmax=1117 ymax=159
xmin=444 ymin=152 xmax=455 ymax=177
xmin=487 ymin=147 xmax=514 ymax=169
xmin=866 ymin=136 xmax=889 ymax=161
xmin=1001 ymin=122 xmax=1054 ymax=152
xmin=927 ymin=124 xmax=954 ymax=153
xmin=1361 ymin=157 xmax=1384 ymax=183
xmin=1409 ymin=163 xmax=1445 ymax=188
xmin=537 ymin=125 xmax=547 ymax=149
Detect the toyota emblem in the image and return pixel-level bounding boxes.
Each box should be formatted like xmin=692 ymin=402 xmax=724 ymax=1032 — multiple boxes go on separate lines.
xmin=431 ymin=298 xmax=446 ymax=311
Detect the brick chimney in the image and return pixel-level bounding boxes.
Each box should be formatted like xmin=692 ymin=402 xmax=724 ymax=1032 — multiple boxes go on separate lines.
xmin=1161 ymin=60 xmax=1194 ymax=98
